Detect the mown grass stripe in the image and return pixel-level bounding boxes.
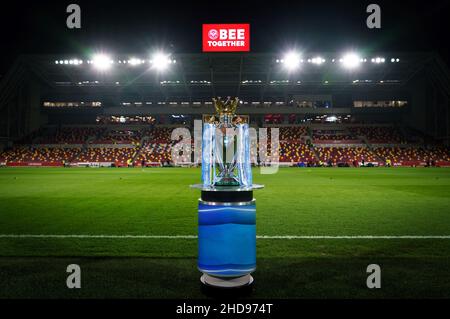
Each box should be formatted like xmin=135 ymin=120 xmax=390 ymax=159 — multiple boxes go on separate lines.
xmin=1 ymin=234 xmax=450 ymax=239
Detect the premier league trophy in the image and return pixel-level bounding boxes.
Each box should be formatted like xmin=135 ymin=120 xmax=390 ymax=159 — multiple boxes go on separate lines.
xmin=191 ymin=97 xmax=263 ymax=288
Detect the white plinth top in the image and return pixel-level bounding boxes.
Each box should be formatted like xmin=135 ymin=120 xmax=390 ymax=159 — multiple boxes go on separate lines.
xmin=190 ymin=184 xmax=264 ymax=191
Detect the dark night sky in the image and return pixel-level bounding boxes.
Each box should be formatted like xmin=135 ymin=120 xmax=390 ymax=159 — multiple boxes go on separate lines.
xmin=0 ymin=0 xmax=449 ymax=74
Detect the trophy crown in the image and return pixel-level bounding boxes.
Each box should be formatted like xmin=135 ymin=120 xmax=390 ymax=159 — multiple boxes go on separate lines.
xmin=212 ymin=96 xmax=239 ymax=116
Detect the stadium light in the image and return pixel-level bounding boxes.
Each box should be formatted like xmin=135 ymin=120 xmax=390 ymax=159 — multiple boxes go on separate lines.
xmin=128 ymin=57 xmax=142 ymax=66
xmin=281 ymin=52 xmax=301 ymax=71
xmin=341 ymin=53 xmax=361 ymax=69
xmin=92 ymin=54 xmax=113 ymax=71
xmin=311 ymin=56 xmax=325 ymax=65
xmin=372 ymin=57 xmax=385 ymax=64
xmin=150 ymin=52 xmax=171 ymax=71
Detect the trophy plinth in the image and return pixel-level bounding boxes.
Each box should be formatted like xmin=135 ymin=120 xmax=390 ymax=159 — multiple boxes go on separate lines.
xmin=191 ymin=97 xmax=263 ymax=289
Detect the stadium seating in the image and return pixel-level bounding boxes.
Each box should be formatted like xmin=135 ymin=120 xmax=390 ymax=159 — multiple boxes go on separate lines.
xmin=280 ymin=127 xmax=308 ymax=140
xmin=144 ymin=127 xmax=174 ymax=142
xmin=91 ymin=129 xmax=143 ymax=144
xmin=312 ymin=129 xmax=353 ymax=140
xmin=373 ymin=146 xmax=450 ymax=164
xmin=38 ymin=127 xmax=105 ymax=144
xmin=348 ymin=126 xmax=405 ymax=143
xmin=1 ymin=125 xmax=449 ymax=167
xmin=429 ymin=146 xmax=450 ymax=162
xmin=279 ymin=142 xmax=316 ymax=163
xmin=316 ymin=147 xmax=377 ymax=164
xmin=74 ymin=147 xmax=138 ymax=164
xmin=0 ymin=147 xmax=81 ymax=163
xmin=135 ymin=143 xmax=173 ymax=164
xmin=15 ymin=128 xmax=46 ymax=144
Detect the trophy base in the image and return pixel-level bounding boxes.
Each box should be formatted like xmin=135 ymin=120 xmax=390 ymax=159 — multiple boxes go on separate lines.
xmin=200 ymin=273 xmax=253 ymax=288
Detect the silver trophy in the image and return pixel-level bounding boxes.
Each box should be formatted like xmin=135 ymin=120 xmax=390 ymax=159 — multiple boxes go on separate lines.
xmin=192 ymin=97 xmax=263 ymax=288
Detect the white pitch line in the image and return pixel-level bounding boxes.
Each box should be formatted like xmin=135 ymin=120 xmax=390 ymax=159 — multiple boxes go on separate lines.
xmin=257 ymin=235 xmax=450 ymax=239
xmin=0 ymin=234 xmax=197 ymax=239
xmin=0 ymin=234 xmax=450 ymax=239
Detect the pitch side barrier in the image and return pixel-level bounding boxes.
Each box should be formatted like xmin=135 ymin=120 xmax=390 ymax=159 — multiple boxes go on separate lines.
xmin=5 ymin=162 xmax=63 ymax=167
xmin=392 ymin=161 xmax=450 ymax=167
xmin=2 ymin=161 xmax=450 ymax=168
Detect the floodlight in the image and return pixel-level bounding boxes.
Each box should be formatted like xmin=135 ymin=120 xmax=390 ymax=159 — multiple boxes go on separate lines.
xmin=92 ymin=54 xmax=113 ymax=71
xmin=282 ymin=52 xmax=301 ymax=70
xmin=372 ymin=57 xmax=385 ymax=64
xmin=341 ymin=53 xmax=361 ymax=69
xmin=129 ymin=57 xmax=141 ymax=66
xmin=151 ymin=53 xmax=171 ymax=71
xmin=326 ymin=116 xmax=337 ymax=122
xmin=311 ymin=56 xmax=325 ymax=65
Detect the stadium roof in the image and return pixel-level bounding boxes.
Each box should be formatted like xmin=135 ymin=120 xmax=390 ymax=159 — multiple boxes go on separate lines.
xmin=0 ymin=52 xmax=449 ymax=106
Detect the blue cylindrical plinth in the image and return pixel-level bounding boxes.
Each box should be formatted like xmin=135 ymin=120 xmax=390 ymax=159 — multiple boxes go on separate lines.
xmin=198 ymin=199 xmax=256 ymax=280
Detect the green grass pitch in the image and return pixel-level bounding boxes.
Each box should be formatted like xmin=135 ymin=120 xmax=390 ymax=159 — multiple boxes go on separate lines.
xmin=0 ymin=167 xmax=449 ymax=298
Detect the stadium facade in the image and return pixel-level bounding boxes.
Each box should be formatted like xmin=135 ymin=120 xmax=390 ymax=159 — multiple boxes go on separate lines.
xmin=0 ymin=52 xmax=449 ymax=167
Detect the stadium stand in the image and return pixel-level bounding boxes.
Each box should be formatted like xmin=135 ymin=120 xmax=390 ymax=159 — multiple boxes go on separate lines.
xmin=0 ymin=147 xmax=81 ymax=164
xmin=348 ymin=126 xmax=406 ymax=144
xmin=279 ymin=142 xmax=316 ymax=163
xmin=37 ymin=127 xmax=105 ymax=144
xmin=75 ymin=147 xmax=138 ymax=165
xmin=0 ymin=52 xmax=448 ymax=169
xmin=90 ymin=129 xmax=143 ymax=144
xmin=280 ymin=127 xmax=308 ymax=140
xmin=144 ymin=127 xmax=173 ymax=142
xmin=1 ymin=125 xmax=449 ymax=167
xmin=15 ymin=128 xmax=46 ymax=145
xmin=312 ymin=129 xmax=353 ymax=140
xmin=135 ymin=142 xmax=172 ymax=165
xmin=373 ymin=146 xmax=450 ymax=166
xmin=315 ymin=146 xmax=378 ymax=165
